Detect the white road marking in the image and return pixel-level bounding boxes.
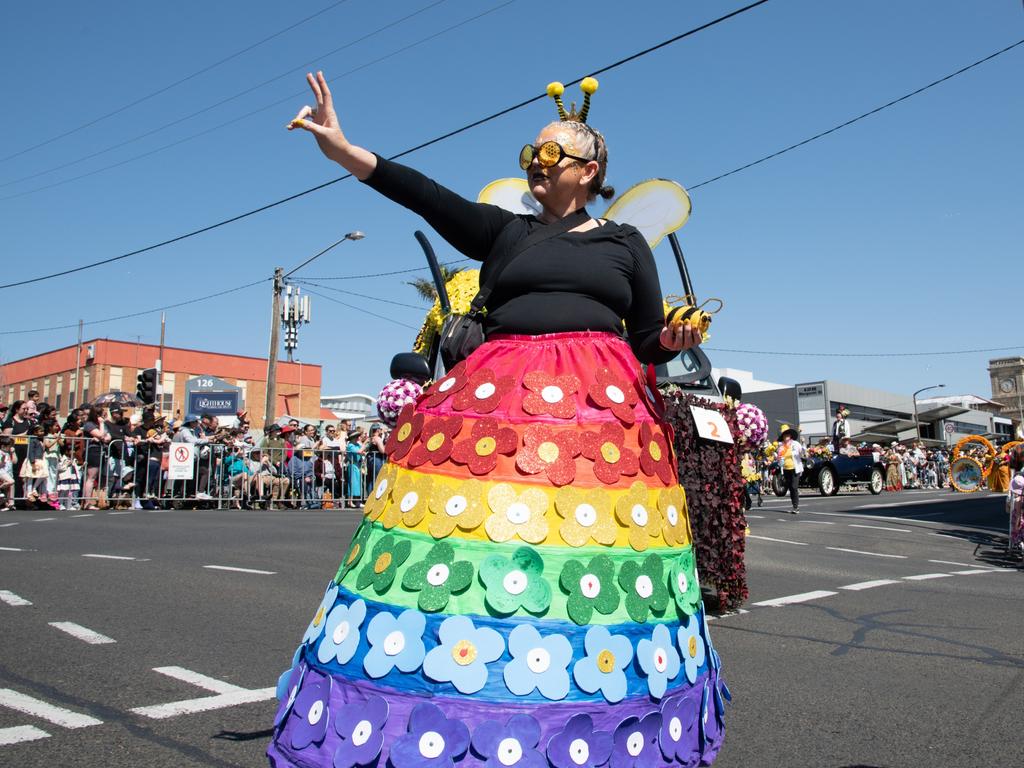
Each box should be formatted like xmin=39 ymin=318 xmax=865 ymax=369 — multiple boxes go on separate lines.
xmin=705 ymin=609 xmax=749 ymax=620
xmin=0 ymin=547 xmax=25 ymax=552
xmin=33 ymin=517 xmax=56 ymax=522
xmin=928 ymin=560 xmax=998 ymax=569
xmin=108 ymin=511 xmax=133 ymax=515
xmin=0 ymin=725 xmax=50 ymax=745
xmin=798 ymin=520 xmax=834 ymax=525
xmin=0 ymin=522 xmax=18 ymax=527
xmin=203 ymin=565 xmax=276 ymax=575
xmin=746 ymin=514 xmax=764 ymax=519
xmin=840 ymin=579 xmax=900 ymax=591
xmin=71 ymin=513 xmax=94 ymax=518
xmin=0 ymin=590 xmax=32 ymax=607
xmin=748 ymin=535 xmax=808 ymax=546
xmin=82 ymin=553 xmax=138 ymax=561
xmin=0 ymin=689 xmax=103 ymax=728
xmin=130 ymin=667 xmax=275 ymax=720
xmin=826 ymin=547 xmax=907 ymax=559
xmin=151 ymin=666 xmax=242 ymax=694
xmin=903 ymin=573 xmax=953 ymax=581
xmin=752 ymin=590 xmax=836 ymax=608
xmin=951 ymin=568 xmax=1012 ymax=576
xmin=848 ymin=524 xmax=912 ymax=533
xmin=48 ymin=622 xmax=116 ymax=645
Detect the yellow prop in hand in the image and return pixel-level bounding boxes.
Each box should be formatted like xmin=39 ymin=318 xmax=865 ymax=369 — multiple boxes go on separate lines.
xmin=663 ymin=295 xmax=723 ymax=343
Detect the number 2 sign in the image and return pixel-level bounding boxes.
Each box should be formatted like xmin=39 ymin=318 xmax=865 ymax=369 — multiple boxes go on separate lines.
xmin=690 ymin=405 xmax=734 ymax=444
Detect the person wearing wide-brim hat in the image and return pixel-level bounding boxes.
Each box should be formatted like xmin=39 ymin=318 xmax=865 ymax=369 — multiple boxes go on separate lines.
xmin=777 ymin=423 xmax=806 ymax=514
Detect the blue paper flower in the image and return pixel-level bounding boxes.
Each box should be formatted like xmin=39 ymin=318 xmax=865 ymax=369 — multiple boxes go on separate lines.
xmin=363 ymin=608 xmax=426 ymax=678
xmin=316 ymin=599 xmax=366 ymax=665
xmin=609 ymin=711 xmax=662 ymax=768
xmin=636 ymin=623 xmax=681 ymax=699
xmin=471 ymin=713 xmax=546 ymax=768
xmin=572 ymin=625 xmax=633 ymax=703
xmin=678 ymin=615 xmax=706 ymax=684
xmin=546 ymin=713 xmax=613 ymax=768
xmin=391 ymin=702 xmax=470 ymax=768
xmin=659 ymin=695 xmax=699 ymax=764
xmin=302 ymin=582 xmax=339 ymax=645
xmin=503 ymin=624 xmax=573 ymax=700
xmin=333 ymin=694 xmax=389 ymax=768
xmin=275 ymin=645 xmax=302 ymax=702
xmin=289 ymin=674 xmax=331 ymax=750
xmin=273 ymin=652 xmax=305 ymax=728
xmin=423 ymin=615 xmax=504 ymax=694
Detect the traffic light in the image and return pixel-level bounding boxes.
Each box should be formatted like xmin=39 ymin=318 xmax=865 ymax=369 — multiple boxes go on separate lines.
xmin=136 ymin=367 xmax=158 ymax=405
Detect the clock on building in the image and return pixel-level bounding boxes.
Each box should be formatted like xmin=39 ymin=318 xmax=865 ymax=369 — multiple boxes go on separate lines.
xmin=1000 ymin=378 xmax=1016 ymax=394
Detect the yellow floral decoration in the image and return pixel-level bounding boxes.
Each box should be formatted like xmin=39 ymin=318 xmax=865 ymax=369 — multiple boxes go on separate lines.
xmin=413 ymin=270 xmax=481 ymax=356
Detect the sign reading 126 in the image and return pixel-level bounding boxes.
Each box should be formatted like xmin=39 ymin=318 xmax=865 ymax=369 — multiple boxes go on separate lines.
xmin=690 ymin=405 xmax=734 ymax=444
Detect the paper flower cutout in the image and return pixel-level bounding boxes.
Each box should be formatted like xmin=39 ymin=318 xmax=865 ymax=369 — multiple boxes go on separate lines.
xmin=273 ymin=651 xmax=305 ymax=728
xmin=391 ymin=702 xmax=470 ymax=768
xmin=614 ymin=481 xmax=662 ymax=552
xmin=503 ymin=624 xmax=573 ymax=700
xmin=636 ymin=623 xmax=681 ymax=699
xmin=479 ymin=545 xmax=551 ymax=615
xmin=587 ymin=367 xmax=639 ymax=425
xmin=316 ymin=599 xmax=366 ymax=665
xmin=521 ymin=371 xmax=581 ymax=419
xmin=670 ymin=549 xmax=701 ymax=616
xmin=302 ymin=583 xmax=338 ymax=645
xmin=356 ymin=534 xmax=411 ymax=594
xmin=453 ymin=367 xmax=514 ymax=414
xmin=678 ymin=614 xmax=706 ymax=684
xmin=363 ymin=608 xmax=426 ymax=678
xmin=451 ymin=417 xmax=518 ymax=475
xmin=660 ymin=695 xmax=700 ymax=764
xmin=554 ymin=486 xmax=617 ymax=547
xmin=428 ymin=478 xmax=487 ymax=538
xmin=363 ymin=462 xmax=397 ymax=522
xmin=421 ymin=360 xmax=469 ymax=408
xmin=472 ymin=714 xmax=547 ymax=768
xmin=617 ymin=552 xmax=670 ymax=622
xmin=580 ymin=422 xmax=639 ymax=485
xmin=382 ymin=471 xmax=434 ymax=529
xmin=485 ymin=483 xmax=549 ymax=544
xmin=559 ymin=554 xmax=620 ymax=625
xmin=408 ymin=415 xmax=464 ymax=468
xmin=546 ymin=713 xmax=613 ymax=768
xmin=377 ymin=378 xmax=423 ymax=428
xmin=334 ymin=522 xmax=372 ymax=584
xmin=610 ymin=712 xmax=663 ymax=768
xmin=332 ymin=694 xmax=389 ymax=768
xmin=573 ymin=625 xmax=634 ymax=703
xmin=401 ymin=540 xmax=474 ymax=612
xmin=657 ymin=485 xmax=690 ymax=547
xmin=385 ymin=403 xmax=424 ymax=462
xmin=516 ymin=425 xmax=581 ymax=486
xmin=289 ymin=674 xmax=331 ymax=750
xmin=423 ymin=615 xmax=505 ymax=694
xmin=638 ymin=422 xmax=673 ymax=484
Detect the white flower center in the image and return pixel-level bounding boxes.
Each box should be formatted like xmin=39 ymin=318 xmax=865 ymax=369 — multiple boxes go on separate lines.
xmin=383 ymin=629 xmax=406 ymax=657
xmin=627 ymin=730 xmax=645 ymax=757
xmin=677 ymin=571 xmax=689 ymax=594
xmin=526 ymin=646 xmax=551 ymax=674
xmin=475 ymin=382 xmax=496 ymax=400
xmin=669 ymin=715 xmax=682 ymax=741
xmin=498 ymin=737 xmax=524 ymax=766
xmin=332 ymin=620 xmax=350 ymax=645
xmin=399 ymin=491 xmax=419 ymax=513
xmin=653 ymin=645 xmax=669 ymax=674
xmin=374 ymin=477 xmax=389 ymax=500
xmin=666 ymin=504 xmax=679 ymax=526
xmin=505 ymin=502 xmax=530 ymax=525
xmin=579 ymin=573 xmax=601 ymax=599
xmin=502 ymin=569 xmax=528 ymax=596
xmin=605 ymin=384 xmax=625 ymax=404
xmin=631 ymin=503 xmax=649 ymax=527
xmin=351 ymin=719 xmax=372 ymax=747
xmin=635 ymin=574 xmax=654 ymax=599
xmin=445 ymin=494 xmax=467 ymax=517
xmin=307 ymin=699 xmax=323 ymax=726
xmin=569 ymin=738 xmax=590 ymax=765
xmin=427 ymin=563 xmax=450 ymax=586
xmin=574 ymin=503 xmax=597 ymax=528
xmin=419 ymin=731 xmax=445 ymax=759
xmin=541 ymin=385 xmax=564 ymax=404
xmin=438 ymin=377 xmax=456 ymax=392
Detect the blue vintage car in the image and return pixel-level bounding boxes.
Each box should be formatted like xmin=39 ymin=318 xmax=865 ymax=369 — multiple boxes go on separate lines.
xmin=772 ymin=450 xmax=886 ymax=496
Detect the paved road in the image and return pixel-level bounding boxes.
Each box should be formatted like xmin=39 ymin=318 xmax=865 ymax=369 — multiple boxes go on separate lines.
xmin=1 ymin=487 xmax=1020 ymax=767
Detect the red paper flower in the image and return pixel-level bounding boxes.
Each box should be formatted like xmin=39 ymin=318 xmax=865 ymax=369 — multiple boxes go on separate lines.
xmin=450 ymin=417 xmax=517 ymax=475
xmin=587 ymin=367 xmax=639 ymax=425
xmin=420 ymin=360 xmax=469 ymax=408
xmin=521 ymin=371 xmax=581 ymax=419
xmin=384 ymin=403 xmax=424 ymax=462
xmin=516 ymin=424 xmax=581 ymax=486
xmin=580 ymin=422 xmax=640 ymax=485
xmin=407 ymin=415 xmax=464 ymax=467
xmin=639 ymin=422 xmax=674 ymax=484
xmin=452 ymin=367 xmax=515 ymax=414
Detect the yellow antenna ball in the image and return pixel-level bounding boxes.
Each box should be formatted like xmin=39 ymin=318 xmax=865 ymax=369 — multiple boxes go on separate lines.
xmin=546 ymin=82 xmax=565 ymax=98
xmin=580 ymin=77 xmax=599 ymax=95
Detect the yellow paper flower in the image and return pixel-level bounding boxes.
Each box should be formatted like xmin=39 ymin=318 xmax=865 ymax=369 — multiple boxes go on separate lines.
xmin=427 ymin=478 xmax=488 ymax=539
xmin=554 ymin=486 xmax=617 ymax=547
xmin=363 ymin=463 xmax=397 ymax=522
xmin=382 ymin=471 xmax=433 ymax=529
xmin=657 ymin=485 xmax=690 ymax=547
xmin=614 ymin=481 xmax=662 ymax=552
xmin=484 ymin=483 xmax=549 ymax=544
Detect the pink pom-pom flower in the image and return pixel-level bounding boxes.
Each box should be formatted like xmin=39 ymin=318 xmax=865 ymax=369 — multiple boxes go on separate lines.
xmin=376 ymin=378 xmax=423 ymax=427
xmin=735 ymin=402 xmax=768 ymax=448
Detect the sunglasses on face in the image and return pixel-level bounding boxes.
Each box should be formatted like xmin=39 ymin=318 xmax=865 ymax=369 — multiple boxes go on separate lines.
xmin=519 ymin=141 xmax=592 ymax=170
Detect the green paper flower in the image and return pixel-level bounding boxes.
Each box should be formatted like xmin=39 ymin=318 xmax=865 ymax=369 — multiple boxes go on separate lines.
xmin=559 ymin=554 xmax=620 ymax=625
xmin=334 ymin=521 xmax=373 ymax=585
xmin=356 ymin=533 xmax=412 ymax=594
xmin=670 ymin=548 xmax=701 ymax=615
xmin=401 ymin=540 xmax=474 ymax=612
xmin=617 ymin=552 xmax=670 ymax=623
xmin=479 ymin=546 xmax=551 ymax=616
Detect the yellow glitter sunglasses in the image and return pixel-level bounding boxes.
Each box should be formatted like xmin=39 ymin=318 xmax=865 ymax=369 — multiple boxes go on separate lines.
xmin=519 ymin=141 xmax=593 ymax=171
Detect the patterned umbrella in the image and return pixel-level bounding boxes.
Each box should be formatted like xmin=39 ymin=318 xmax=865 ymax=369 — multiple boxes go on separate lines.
xmin=90 ymin=390 xmax=144 ymax=408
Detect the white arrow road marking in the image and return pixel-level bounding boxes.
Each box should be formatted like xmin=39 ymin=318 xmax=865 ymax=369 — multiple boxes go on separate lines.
xmin=0 ymin=689 xmax=103 ymax=728
xmin=752 ymin=590 xmax=837 ymax=608
xmin=130 ymin=667 xmax=275 ymax=720
xmin=0 ymin=725 xmax=51 ymax=746
xmin=0 ymin=590 xmax=31 ymax=606
xmin=48 ymin=622 xmax=116 ymax=645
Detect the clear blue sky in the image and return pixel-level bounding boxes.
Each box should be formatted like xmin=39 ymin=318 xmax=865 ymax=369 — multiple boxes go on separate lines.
xmin=1 ymin=0 xmax=1021 ymax=400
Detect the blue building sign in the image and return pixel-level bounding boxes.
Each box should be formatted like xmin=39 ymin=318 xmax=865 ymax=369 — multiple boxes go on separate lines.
xmin=184 ymin=375 xmax=243 ymax=418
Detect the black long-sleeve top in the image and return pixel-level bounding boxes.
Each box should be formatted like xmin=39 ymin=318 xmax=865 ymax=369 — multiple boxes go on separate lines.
xmin=363 ymin=155 xmax=676 ymax=365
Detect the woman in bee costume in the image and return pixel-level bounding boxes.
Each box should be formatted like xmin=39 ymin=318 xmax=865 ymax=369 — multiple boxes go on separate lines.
xmin=269 ymin=71 xmax=729 ymax=768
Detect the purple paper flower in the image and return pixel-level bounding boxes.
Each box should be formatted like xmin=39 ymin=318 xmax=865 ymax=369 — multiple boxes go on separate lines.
xmin=503 ymin=624 xmax=573 ymax=700
xmin=273 ymin=653 xmax=305 ymax=728
xmin=391 ymin=702 xmax=470 ymax=768
xmin=363 ymin=608 xmax=426 ymax=678
xmin=610 ymin=711 xmax=662 ymax=768
xmin=471 ymin=714 xmax=546 ymax=768
xmin=678 ymin=615 xmax=706 ymax=684
xmin=317 ymin=599 xmax=366 ymax=665
xmin=332 ymin=694 xmax=388 ymax=768
xmin=636 ymin=623 xmax=681 ymax=699
xmin=289 ymin=674 xmax=331 ymax=750
xmin=546 ymin=713 xmax=613 ymax=768
xmin=423 ymin=615 xmax=504 ymax=694
xmin=572 ymin=625 xmax=633 ymax=703
xmin=302 ymin=583 xmax=339 ymax=645
xmin=659 ymin=695 xmax=699 ymax=764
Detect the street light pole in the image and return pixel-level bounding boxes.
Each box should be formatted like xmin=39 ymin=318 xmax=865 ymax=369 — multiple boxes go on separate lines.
xmin=912 ymin=383 xmax=946 ymax=442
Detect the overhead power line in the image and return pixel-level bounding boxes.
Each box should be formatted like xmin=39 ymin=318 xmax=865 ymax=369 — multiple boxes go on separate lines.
xmin=0 ymin=0 xmax=355 ymax=164
xmin=0 ymin=0 xmax=774 ymax=290
xmin=705 ymin=344 xmax=1024 ymax=358
xmin=302 ymin=288 xmax=420 ymax=330
xmin=294 ymin=279 xmax=433 ymax=310
xmin=299 ymin=259 xmax=471 ymax=280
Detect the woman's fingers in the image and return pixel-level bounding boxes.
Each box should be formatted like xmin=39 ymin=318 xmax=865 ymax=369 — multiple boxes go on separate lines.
xmin=287 ymin=104 xmax=315 ymax=129
xmin=317 ymin=71 xmax=334 ymax=112
xmin=307 ymin=72 xmax=324 ymax=111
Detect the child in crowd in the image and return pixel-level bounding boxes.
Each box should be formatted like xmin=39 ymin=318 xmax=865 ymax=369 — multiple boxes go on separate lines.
xmin=20 ymin=423 xmax=48 ymax=502
xmin=43 ymin=420 xmax=63 ymax=508
xmin=0 ymin=437 xmax=15 ymax=510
